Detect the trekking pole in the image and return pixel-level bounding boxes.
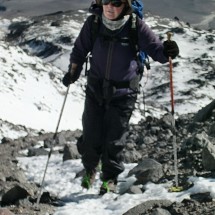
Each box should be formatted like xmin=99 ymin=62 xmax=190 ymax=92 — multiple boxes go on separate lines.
xmin=167 ymin=32 xmax=179 ymax=188
xmin=142 ymin=62 xmax=150 ymax=117
xmin=143 ymin=90 xmax=146 ymax=117
xmin=36 ymin=85 xmax=70 ymax=207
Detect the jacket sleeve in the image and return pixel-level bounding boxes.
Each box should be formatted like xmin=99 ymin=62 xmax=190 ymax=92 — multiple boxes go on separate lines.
xmin=137 ymin=18 xmax=168 ymax=64
xmin=69 ymin=16 xmax=94 ymax=78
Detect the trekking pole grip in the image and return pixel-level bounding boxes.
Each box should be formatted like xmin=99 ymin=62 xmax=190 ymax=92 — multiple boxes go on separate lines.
xmin=167 ymin=31 xmax=173 ymax=41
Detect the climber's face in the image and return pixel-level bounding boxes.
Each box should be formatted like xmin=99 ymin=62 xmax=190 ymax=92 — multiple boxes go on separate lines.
xmin=102 ymin=0 xmax=126 ymax=20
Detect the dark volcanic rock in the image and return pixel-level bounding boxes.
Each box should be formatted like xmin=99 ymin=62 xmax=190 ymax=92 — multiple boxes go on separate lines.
xmin=128 ymin=158 xmax=164 ymax=185
xmin=0 ymin=97 xmax=215 ymax=215
xmin=1 ymin=185 xmax=29 ymax=206
xmin=123 ymin=199 xmax=172 ymax=215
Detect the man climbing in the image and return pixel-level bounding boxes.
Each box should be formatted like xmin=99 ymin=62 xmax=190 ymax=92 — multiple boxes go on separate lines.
xmin=62 ymin=0 xmax=179 ymax=195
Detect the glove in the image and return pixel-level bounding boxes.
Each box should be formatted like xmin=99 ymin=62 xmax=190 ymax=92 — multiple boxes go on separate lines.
xmin=163 ymin=40 xmax=179 ymax=59
xmin=62 ymin=64 xmax=79 ymax=87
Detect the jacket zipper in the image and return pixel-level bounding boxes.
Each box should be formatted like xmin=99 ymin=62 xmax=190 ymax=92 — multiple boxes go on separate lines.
xmin=105 ymin=41 xmax=114 ymax=80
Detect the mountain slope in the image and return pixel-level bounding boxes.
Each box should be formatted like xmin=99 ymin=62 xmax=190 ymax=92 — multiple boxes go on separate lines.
xmin=0 ymin=10 xmax=215 ymax=141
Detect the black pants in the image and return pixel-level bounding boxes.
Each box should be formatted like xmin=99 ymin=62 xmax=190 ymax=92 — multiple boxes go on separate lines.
xmin=77 ymin=89 xmax=137 ymax=180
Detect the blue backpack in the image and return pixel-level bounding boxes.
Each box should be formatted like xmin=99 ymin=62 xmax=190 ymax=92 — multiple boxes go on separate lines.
xmin=131 ymin=0 xmax=150 ymax=71
xmin=132 ymin=0 xmax=144 ymax=19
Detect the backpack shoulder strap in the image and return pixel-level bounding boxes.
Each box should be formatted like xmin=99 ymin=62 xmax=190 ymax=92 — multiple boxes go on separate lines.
xmin=129 ymin=13 xmax=138 ymax=53
xmin=129 ymin=13 xmax=144 ymax=73
xmin=85 ymin=14 xmax=100 ymax=76
xmin=91 ymin=14 xmax=100 ymax=46
xmin=129 ymin=13 xmax=151 ymax=73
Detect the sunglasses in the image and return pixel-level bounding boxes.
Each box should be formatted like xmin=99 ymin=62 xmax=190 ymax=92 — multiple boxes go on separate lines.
xmin=102 ymin=0 xmax=125 ymax=7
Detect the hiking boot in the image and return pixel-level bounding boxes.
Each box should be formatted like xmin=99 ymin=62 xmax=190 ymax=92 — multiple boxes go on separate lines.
xmin=99 ymin=179 xmax=117 ymax=195
xmin=81 ymin=170 xmax=96 ymax=189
